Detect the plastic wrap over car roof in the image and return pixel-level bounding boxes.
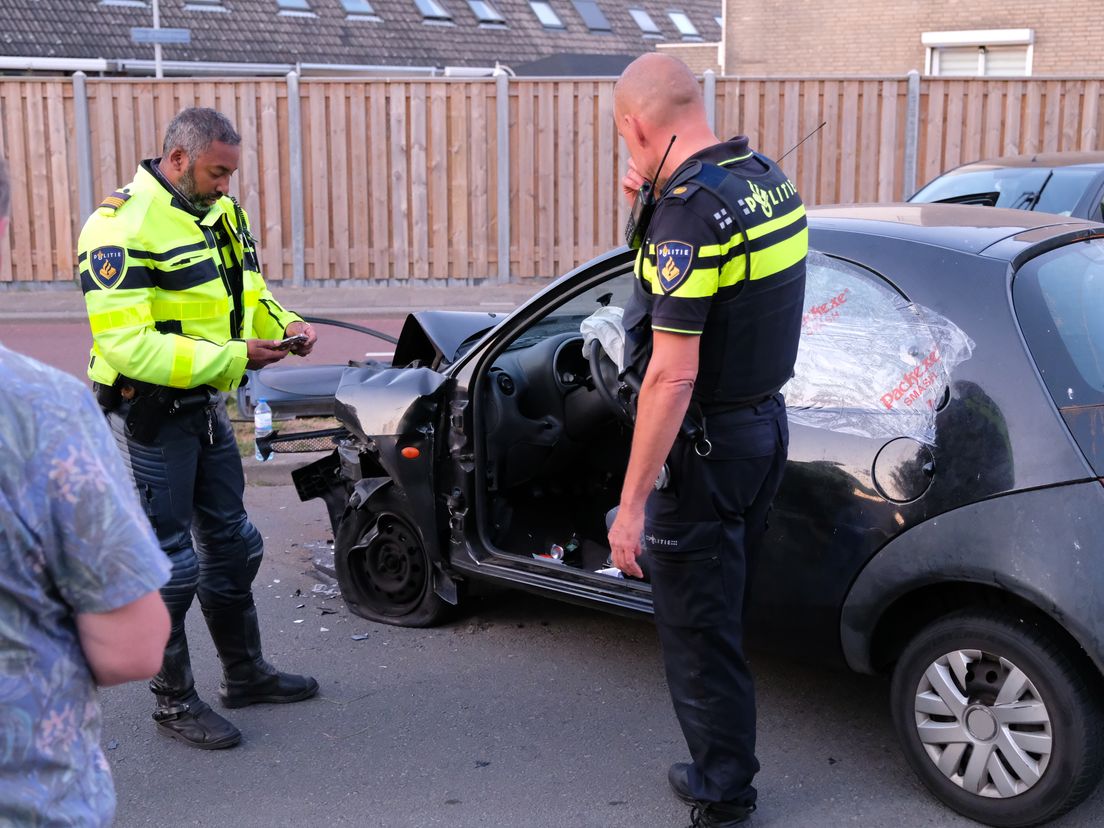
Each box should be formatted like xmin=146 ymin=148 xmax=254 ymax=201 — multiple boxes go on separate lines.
xmin=808 ymin=203 xmax=1093 ymax=254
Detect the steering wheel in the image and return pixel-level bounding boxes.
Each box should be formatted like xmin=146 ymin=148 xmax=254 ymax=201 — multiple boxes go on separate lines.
xmin=588 ymin=344 xmax=635 ymax=424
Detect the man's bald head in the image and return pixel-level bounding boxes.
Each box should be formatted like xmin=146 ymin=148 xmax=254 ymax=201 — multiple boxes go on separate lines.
xmin=615 ymin=53 xmax=705 ymax=129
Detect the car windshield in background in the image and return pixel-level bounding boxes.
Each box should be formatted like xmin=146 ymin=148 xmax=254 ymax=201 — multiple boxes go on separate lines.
xmin=912 ymin=166 xmax=1100 ymax=215
xmin=1014 ymin=238 xmax=1104 ymax=408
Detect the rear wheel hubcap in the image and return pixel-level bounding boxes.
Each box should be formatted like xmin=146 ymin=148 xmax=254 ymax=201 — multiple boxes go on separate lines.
xmin=913 ymin=649 xmax=1052 ymax=798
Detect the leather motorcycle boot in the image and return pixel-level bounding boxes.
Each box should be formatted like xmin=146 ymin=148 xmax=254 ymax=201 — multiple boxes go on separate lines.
xmin=150 ymin=633 xmax=241 ymax=750
xmin=203 ymin=600 xmax=319 ymax=709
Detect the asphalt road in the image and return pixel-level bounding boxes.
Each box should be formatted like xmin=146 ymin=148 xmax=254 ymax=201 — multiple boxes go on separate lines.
xmin=9 ymin=317 xmax=1104 ymax=827
xmin=96 ymin=485 xmax=1104 ymax=828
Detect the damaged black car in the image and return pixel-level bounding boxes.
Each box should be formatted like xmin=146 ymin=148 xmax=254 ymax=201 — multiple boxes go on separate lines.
xmin=252 ymin=204 xmax=1104 ymax=828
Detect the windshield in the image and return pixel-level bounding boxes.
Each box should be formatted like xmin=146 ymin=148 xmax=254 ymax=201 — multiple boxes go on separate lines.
xmin=911 ymin=166 xmax=1099 ymax=215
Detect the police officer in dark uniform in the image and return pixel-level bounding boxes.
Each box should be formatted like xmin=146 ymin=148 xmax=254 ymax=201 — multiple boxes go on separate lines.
xmin=608 ymin=55 xmax=807 ymax=827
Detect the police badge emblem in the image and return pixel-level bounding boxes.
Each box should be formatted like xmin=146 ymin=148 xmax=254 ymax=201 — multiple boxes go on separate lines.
xmin=656 ymin=240 xmax=694 ymax=294
xmin=89 ymin=246 xmax=126 ymax=290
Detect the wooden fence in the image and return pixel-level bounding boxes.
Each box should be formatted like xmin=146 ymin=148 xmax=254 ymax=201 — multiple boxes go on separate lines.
xmin=1 ymin=74 xmax=1103 ymax=286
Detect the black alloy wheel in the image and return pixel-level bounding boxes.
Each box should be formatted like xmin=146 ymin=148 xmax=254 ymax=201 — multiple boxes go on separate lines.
xmin=890 ymin=610 xmax=1104 ymax=827
xmin=334 ymin=493 xmax=449 ymax=627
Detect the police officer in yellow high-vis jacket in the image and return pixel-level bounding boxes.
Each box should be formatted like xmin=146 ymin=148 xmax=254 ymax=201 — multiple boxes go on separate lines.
xmin=78 ymin=108 xmax=319 ymax=750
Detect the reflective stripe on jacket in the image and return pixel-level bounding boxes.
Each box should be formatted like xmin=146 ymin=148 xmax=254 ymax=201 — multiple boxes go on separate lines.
xmin=78 ymin=163 xmax=300 ymax=391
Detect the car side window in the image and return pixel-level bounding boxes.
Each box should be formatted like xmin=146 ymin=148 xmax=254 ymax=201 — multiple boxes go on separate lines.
xmin=783 ymin=251 xmax=974 ymax=443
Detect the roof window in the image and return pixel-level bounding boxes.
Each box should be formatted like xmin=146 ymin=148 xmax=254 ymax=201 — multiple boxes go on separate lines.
xmin=185 ymin=0 xmax=226 ymax=8
xmin=629 ymin=8 xmax=661 ymax=36
xmin=467 ymin=0 xmax=506 ymax=25
xmin=341 ymin=0 xmax=381 ymax=18
xmin=414 ymin=0 xmax=453 ymax=21
xmin=668 ymin=10 xmax=700 ymax=40
xmin=276 ymin=0 xmax=314 ymax=12
xmin=530 ymin=1 xmax=563 ymax=28
xmin=571 ymin=0 xmax=611 ymax=32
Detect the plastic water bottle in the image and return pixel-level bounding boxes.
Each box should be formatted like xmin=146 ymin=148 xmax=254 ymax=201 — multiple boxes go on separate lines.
xmin=254 ymin=399 xmax=272 ymax=462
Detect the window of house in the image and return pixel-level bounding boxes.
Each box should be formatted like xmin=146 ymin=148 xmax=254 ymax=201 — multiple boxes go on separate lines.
xmin=629 ymin=8 xmax=661 ymax=36
xmin=468 ymin=0 xmax=506 ymax=25
xmin=276 ymin=0 xmax=313 ymax=11
xmin=414 ymin=0 xmax=453 ymax=21
xmin=185 ymin=0 xmax=226 ymax=9
xmin=923 ymin=29 xmax=1033 ymax=77
xmin=99 ymin=0 xmax=148 ymax=7
xmin=571 ymin=0 xmax=611 ymax=32
xmin=667 ymin=10 xmax=700 ymax=40
xmin=341 ymin=0 xmax=381 ymax=18
xmin=714 ymin=15 xmax=722 ymax=29
xmin=530 ymin=1 xmax=563 ymax=28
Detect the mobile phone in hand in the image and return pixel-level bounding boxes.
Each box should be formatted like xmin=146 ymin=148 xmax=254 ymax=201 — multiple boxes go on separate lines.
xmin=275 ymin=333 xmax=309 ymax=350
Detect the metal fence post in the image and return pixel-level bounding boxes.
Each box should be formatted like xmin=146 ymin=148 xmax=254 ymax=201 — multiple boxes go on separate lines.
xmin=73 ymin=71 xmax=95 ymax=222
xmin=495 ymin=71 xmax=511 ymax=284
xmin=703 ymin=69 xmax=716 ymax=133
xmin=286 ymin=70 xmax=306 ymax=286
xmin=903 ymin=69 xmax=921 ymax=200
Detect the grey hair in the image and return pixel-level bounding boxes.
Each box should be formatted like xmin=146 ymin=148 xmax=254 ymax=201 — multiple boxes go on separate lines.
xmin=162 ymin=107 xmax=240 ymax=159
xmin=0 ymin=156 xmax=9 ymax=219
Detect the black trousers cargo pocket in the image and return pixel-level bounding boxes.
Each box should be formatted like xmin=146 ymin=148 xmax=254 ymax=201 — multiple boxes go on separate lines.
xmin=645 ymin=519 xmax=727 ymax=629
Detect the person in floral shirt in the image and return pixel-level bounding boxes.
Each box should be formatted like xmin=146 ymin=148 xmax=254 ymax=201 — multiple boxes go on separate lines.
xmin=0 ymin=156 xmax=171 ymax=826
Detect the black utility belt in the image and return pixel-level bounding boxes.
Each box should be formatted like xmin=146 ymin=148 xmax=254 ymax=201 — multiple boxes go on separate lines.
xmin=696 ymin=393 xmax=778 ymax=416
xmin=94 ymin=379 xmax=219 ymax=444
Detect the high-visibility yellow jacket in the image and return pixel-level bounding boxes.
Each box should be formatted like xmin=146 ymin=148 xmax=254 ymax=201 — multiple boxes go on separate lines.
xmin=78 ymin=161 xmax=301 ymax=392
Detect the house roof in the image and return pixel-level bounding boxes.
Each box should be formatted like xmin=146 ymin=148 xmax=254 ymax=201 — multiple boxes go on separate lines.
xmin=1 ymin=0 xmax=722 ymax=74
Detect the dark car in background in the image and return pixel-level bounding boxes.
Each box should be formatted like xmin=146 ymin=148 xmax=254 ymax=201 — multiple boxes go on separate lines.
xmin=270 ymin=205 xmax=1104 ymax=827
xmin=909 ymin=152 xmax=1104 ymax=222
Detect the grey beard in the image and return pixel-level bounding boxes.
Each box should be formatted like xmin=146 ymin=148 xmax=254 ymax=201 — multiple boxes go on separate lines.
xmin=177 ymin=168 xmax=216 ymax=212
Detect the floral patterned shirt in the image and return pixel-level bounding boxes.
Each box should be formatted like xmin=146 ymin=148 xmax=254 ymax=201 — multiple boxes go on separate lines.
xmin=0 ymin=345 xmax=170 ymax=828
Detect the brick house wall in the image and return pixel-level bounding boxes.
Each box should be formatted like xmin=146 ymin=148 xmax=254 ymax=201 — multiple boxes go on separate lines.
xmin=723 ymin=0 xmax=1104 ymax=76
xmin=656 ymin=42 xmax=721 ymax=74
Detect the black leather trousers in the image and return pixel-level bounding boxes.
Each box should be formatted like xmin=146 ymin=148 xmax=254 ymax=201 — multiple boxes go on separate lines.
xmin=107 ymin=396 xmax=264 ymax=704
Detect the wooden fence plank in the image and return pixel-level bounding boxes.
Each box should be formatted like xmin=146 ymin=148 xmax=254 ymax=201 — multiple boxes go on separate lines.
xmin=330 ymin=84 xmax=351 ymax=282
xmin=858 ymin=81 xmax=880 ymax=201
xmin=469 ymin=84 xmax=489 ymax=278
xmin=921 ymin=82 xmax=945 ymax=184
xmin=308 ymin=83 xmax=330 ymax=281
xmin=447 ymin=84 xmax=469 ymax=281
xmin=556 ymin=82 xmax=575 ymax=275
xmin=515 ymin=84 xmax=535 ymax=276
xmin=24 ymin=85 xmax=54 ymax=280
xmin=407 ymin=83 xmax=429 ymax=281
xmin=428 ymin=83 xmax=449 ymax=281
xmin=983 ymin=81 xmax=1004 ymax=159
xmin=877 ymin=81 xmax=897 ymax=201
xmin=838 ymin=81 xmax=859 ymax=203
xmin=259 ymin=81 xmax=284 ymax=281
xmin=389 ymin=82 xmax=410 ymax=282
xmin=1 ymin=83 xmax=31 ymax=281
xmin=818 ymin=80 xmax=839 ymax=204
xmin=1002 ymin=81 xmax=1023 ymax=156
xmin=1043 ymin=81 xmax=1061 ymax=153
xmin=944 ymin=81 xmax=965 ymax=171
xmin=596 ymin=82 xmax=616 ymax=255
xmin=45 ymin=83 xmax=74 ymax=280
xmin=1080 ymin=81 xmax=1100 ymax=151
xmin=537 ymin=82 xmax=555 ymax=279
xmin=798 ymin=80 xmax=820 ymax=203
xmin=369 ymin=84 xmax=390 ymax=281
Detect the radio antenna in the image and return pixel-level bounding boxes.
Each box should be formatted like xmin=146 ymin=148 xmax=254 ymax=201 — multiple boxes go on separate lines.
xmin=651 ymin=135 xmax=677 ymax=189
xmin=778 ymin=121 xmax=827 ymax=163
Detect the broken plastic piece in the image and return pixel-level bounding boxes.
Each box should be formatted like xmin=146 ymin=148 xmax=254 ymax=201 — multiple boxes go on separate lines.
xmin=596 ymin=566 xmax=625 ymax=578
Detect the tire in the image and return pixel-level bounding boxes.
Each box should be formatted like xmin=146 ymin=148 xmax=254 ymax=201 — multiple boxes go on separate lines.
xmin=334 ymin=491 xmax=450 ymax=628
xmin=890 ymin=609 xmax=1104 ymax=827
